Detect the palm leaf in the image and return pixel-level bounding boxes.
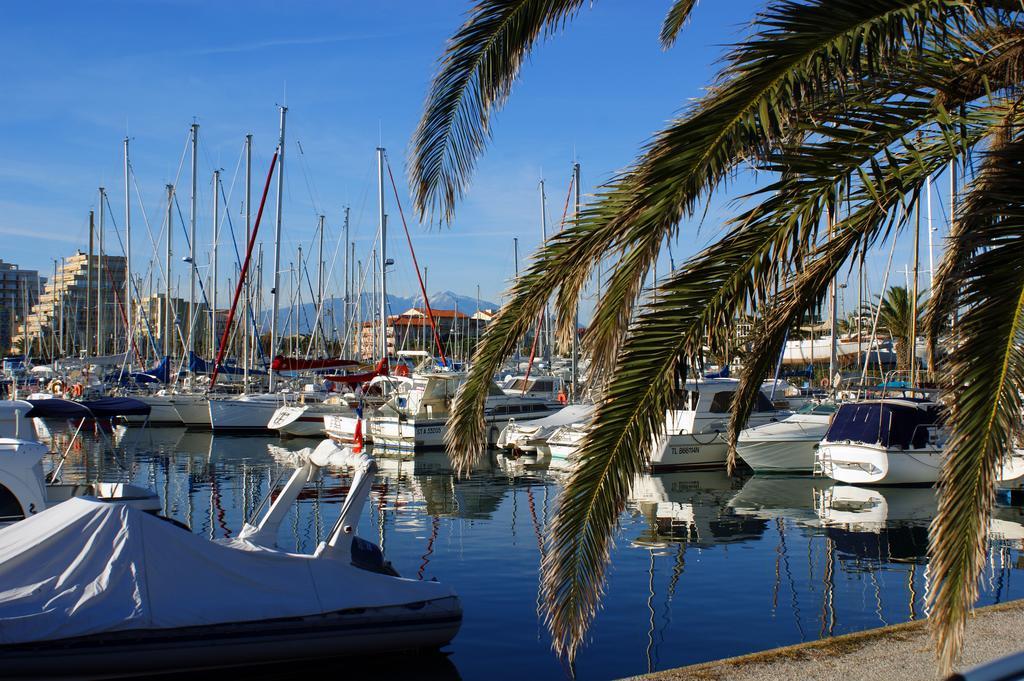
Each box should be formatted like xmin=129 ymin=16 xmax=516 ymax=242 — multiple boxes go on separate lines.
xmin=411 ymin=0 xmax=586 ymax=222
xmin=928 ymin=130 xmax=1024 ymax=675
xmin=660 ymin=0 xmax=700 ymax=49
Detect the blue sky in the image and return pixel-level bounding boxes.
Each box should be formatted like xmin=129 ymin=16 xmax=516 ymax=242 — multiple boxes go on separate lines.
xmin=1 ymin=1 xmax=942 ymax=317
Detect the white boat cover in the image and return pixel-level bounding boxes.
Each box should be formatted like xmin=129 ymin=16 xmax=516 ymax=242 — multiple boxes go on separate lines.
xmin=496 ymin=404 xmax=594 ymax=448
xmin=0 ymin=498 xmax=455 ymax=644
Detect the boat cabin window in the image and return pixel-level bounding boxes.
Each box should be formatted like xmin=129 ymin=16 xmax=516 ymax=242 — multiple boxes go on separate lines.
xmin=533 ymin=379 xmax=554 ymax=392
xmin=0 ymin=484 xmax=24 ymax=523
xmin=709 ymin=391 xmax=734 ymax=413
xmin=797 ymin=402 xmax=838 ymax=415
xmin=705 ymin=389 xmax=774 ymax=414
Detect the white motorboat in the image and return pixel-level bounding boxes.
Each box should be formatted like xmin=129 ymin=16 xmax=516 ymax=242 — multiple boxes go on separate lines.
xmin=276 ymin=376 xmax=412 ymax=439
xmin=736 ymin=402 xmax=836 ymax=473
xmin=370 ymin=371 xmax=560 ymax=451
xmin=780 ymin=335 xmax=865 ymax=366
xmin=548 ymin=423 xmax=588 ymax=469
xmin=0 ymin=440 xmax=462 ymax=677
xmin=649 ymin=378 xmax=783 ymax=471
xmin=496 ymin=403 xmax=594 ymax=458
xmin=817 ymin=398 xmax=1024 ymax=486
xmin=0 ymin=400 xmax=160 ymax=526
xmin=500 ymin=374 xmax=566 ymax=401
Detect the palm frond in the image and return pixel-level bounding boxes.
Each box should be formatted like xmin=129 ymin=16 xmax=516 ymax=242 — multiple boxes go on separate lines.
xmin=660 ymin=0 xmax=699 ymax=49
xmin=565 ymin=0 xmax=956 ymax=382
xmin=928 ymin=130 xmax=1024 ymax=675
xmin=410 ymin=0 xmax=586 ymax=222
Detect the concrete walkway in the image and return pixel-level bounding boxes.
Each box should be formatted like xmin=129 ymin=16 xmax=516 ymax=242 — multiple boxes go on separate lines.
xmin=628 ymin=600 xmax=1024 ymax=681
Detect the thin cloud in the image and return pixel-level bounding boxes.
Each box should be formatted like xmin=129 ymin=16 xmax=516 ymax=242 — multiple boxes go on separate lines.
xmin=147 ymin=32 xmax=401 ymax=58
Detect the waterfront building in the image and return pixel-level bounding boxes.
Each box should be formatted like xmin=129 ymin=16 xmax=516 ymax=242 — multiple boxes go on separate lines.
xmin=0 ymin=260 xmax=45 ymax=356
xmin=12 ymin=252 xmax=125 ymax=358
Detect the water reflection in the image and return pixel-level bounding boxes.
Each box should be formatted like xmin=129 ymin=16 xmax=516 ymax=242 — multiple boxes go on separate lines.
xmin=26 ymin=422 xmax=1024 ymax=680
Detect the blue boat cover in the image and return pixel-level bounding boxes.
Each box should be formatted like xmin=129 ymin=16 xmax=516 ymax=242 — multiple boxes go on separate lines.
xmin=79 ymin=397 xmax=151 ymax=418
xmin=825 ymin=402 xmax=939 ymax=449
xmin=25 ymin=399 xmax=92 ymax=419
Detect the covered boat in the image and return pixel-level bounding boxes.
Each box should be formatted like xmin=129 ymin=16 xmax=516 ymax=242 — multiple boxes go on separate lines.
xmin=0 ymin=441 xmax=461 ymax=677
xmin=816 ymin=399 xmax=1024 ymax=485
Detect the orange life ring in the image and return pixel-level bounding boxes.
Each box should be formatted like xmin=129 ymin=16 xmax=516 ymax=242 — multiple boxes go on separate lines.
xmin=820 ymin=377 xmax=830 ymax=388
xmin=394 ymin=364 xmax=410 ymax=377
xmin=49 ymin=380 xmax=64 ymax=395
xmin=71 ymin=383 xmax=84 ymax=398
xmin=557 ymin=389 xmax=567 ymax=405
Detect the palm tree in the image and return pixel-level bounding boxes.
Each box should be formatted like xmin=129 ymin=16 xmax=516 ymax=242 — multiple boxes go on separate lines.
xmin=410 ymin=1 xmax=1024 ymax=673
xmin=865 ymin=285 xmax=925 ymax=373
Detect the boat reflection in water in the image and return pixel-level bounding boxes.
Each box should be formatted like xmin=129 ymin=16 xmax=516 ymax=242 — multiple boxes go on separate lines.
xmin=27 ymin=421 xmax=1024 ymax=681
xmin=629 ymin=470 xmax=763 ymax=548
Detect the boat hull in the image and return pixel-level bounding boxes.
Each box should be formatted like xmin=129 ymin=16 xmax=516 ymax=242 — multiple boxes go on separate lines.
xmin=122 ymin=396 xmax=182 ymax=426
xmin=209 ymin=399 xmax=281 ymax=433
xmin=0 ymin=596 xmax=462 ymax=679
xmin=170 ymin=396 xmax=211 ymax=429
xmin=736 ymin=438 xmax=820 ymax=474
xmin=649 ymin=433 xmax=729 ymax=471
xmin=324 ymin=414 xmax=371 ymax=445
xmin=268 ymin=406 xmax=330 ymax=438
xmin=818 ymin=442 xmax=942 ymax=485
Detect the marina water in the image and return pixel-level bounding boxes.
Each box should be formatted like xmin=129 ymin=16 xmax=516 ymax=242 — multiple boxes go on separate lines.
xmin=41 ymin=421 xmax=1024 ymax=680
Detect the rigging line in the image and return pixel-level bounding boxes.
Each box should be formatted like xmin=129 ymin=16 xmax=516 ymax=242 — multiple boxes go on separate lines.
xmin=128 ymin=163 xmax=165 ymax=281
xmin=217 ymin=174 xmax=267 ymax=367
xmin=295 ymin=139 xmax=323 ymax=217
xmin=382 ymin=150 xmax=446 ymax=365
xmin=102 ymin=192 xmax=160 ymax=359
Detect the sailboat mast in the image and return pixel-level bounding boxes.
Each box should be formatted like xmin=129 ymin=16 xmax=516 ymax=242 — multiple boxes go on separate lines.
xmin=539 ymin=179 xmax=550 ymax=365
xmin=827 ymin=196 xmax=838 ymax=384
xmin=343 ymin=206 xmax=350 ymax=358
xmin=244 ymin=134 xmax=252 ymax=385
xmin=189 ymin=123 xmax=198 ymax=356
xmin=376 ymin=147 xmax=387 ymax=364
xmin=910 ymin=196 xmax=921 ymax=386
xmin=97 ymin=188 xmax=105 ymax=356
xmin=268 ymin=106 xmax=287 ymax=392
xmin=165 ymin=184 xmax=174 ymax=358
xmin=317 ymin=213 xmax=325 ymax=354
xmin=211 ymin=169 xmax=220 ymax=361
xmin=572 ymin=162 xmax=581 ymax=402
xmin=926 ymin=174 xmax=934 ymax=290
xmin=123 ymin=137 xmax=132 ymax=360
xmin=86 ymin=209 xmax=94 ymax=358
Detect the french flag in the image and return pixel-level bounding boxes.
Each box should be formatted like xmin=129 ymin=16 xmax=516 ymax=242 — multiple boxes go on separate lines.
xmin=353 ymin=401 xmax=364 ymax=454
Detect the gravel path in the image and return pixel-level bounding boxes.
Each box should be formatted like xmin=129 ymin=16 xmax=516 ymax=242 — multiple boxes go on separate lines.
xmin=627 ymin=600 xmax=1024 ymax=681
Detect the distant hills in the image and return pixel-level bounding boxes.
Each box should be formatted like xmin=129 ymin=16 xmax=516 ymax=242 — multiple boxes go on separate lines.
xmin=259 ymin=290 xmax=499 ymax=334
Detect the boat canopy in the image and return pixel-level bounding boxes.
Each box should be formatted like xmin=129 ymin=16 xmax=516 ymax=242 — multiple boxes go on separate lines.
xmin=24 ymin=399 xmax=92 ymax=419
xmin=824 ymin=401 xmax=940 ymax=449
xmin=79 ymin=397 xmax=151 ymax=418
xmin=24 ymin=398 xmax=151 ymax=419
xmin=270 ymin=356 xmax=360 ymax=372
xmin=0 ymin=497 xmax=455 ymax=645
